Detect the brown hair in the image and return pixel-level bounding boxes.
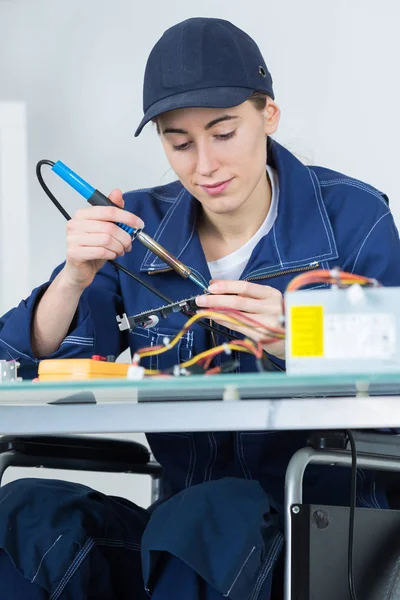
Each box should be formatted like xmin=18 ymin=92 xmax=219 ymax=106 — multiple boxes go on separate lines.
xmin=248 ymin=91 xmax=269 ymax=111
xmin=153 ymin=119 xmax=160 ymax=135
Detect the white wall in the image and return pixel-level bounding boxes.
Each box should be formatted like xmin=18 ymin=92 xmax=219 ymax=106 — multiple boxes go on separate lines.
xmin=1 ymin=0 xmax=400 ymax=292
xmin=0 ymin=103 xmax=29 ymax=315
xmin=1 ymin=0 xmax=399 ymax=505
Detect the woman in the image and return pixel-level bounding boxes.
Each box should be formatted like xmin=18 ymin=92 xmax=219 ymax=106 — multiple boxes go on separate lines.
xmin=1 ymin=16 xmax=400 ymax=600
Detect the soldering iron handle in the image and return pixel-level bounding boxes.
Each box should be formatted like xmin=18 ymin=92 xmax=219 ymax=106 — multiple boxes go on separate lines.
xmin=86 ymin=190 xmax=116 ymax=208
xmin=51 ymin=161 xmax=138 ymax=237
xmin=87 ymin=190 xmax=136 ymax=236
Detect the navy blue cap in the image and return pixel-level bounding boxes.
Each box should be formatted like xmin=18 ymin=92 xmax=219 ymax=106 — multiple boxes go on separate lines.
xmin=134 ymin=17 xmax=274 ymax=137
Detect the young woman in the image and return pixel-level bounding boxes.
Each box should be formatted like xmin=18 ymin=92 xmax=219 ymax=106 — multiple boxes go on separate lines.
xmin=0 ymin=17 xmax=399 ymax=600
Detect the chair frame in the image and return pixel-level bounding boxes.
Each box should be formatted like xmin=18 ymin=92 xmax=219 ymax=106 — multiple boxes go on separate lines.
xmin=284 ymin=437 xmax=400 ymax=600
xmin=0 ymin=436 xmax=163 ymax=504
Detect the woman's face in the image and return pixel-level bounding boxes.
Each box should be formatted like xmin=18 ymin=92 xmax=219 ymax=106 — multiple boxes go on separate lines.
xmin=157 ymin=99 xmax=280 ymax=216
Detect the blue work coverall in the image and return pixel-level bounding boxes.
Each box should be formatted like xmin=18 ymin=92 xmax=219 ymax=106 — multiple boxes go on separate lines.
xmin=0 ymin=140 xmax=399 ymax=599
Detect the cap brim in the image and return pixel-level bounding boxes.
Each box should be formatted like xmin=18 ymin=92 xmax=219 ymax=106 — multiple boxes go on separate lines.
xmin=134 ymin=87 xmax=255 ymax=137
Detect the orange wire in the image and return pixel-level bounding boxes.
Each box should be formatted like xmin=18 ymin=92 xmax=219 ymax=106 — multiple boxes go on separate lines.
xmin=286 ymin=269 xmax=375 ymax=292
xmin=210 ymin=307 xmax=285 ymax=336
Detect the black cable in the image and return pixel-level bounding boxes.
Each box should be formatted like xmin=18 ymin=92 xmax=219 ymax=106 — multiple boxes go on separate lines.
xmin=36 ymin=161 xmax=270 ymax=351
xmin=36 ymin=160 xmax=71 ymax=220
xmin=346 ymin=429 xmax=358 ymax=600
xmin=111 ymin=262 xmax=171 ymax=303
xmin=36 ymin=161 xmax=172 ymax=304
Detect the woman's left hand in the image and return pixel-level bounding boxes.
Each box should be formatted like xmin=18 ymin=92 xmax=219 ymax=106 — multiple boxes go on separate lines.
xmin=195 ymin=279 xmax=286 ymax=360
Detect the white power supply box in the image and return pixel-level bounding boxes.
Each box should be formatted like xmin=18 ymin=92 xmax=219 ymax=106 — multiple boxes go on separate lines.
xmin=285 ymin=285 xmax=400 ymax=375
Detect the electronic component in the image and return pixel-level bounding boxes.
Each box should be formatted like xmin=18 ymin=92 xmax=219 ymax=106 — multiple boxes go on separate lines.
xmin=38 ymin=357 xmax=130 ymax=381
xmin=117 ymin=294 xmax=201 ymax=331
xmin=285 ymin=285 xmax=400 ymax=374
xmin=126 ymin=365 xmax=146 ymax=380
xmin=0 ymin=360 xmax=20 ymax=383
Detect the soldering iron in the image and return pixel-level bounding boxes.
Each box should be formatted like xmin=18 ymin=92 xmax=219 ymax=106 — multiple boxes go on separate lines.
xmin=37 ymin=160 xmax=207 ymax=293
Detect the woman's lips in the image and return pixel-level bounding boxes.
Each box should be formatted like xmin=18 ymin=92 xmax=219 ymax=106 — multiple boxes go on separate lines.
xmin=200 ymin=178 xmax=233 ymax=195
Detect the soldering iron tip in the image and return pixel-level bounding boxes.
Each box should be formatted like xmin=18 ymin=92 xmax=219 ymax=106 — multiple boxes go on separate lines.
xmin=188 ymin=272 xmax=208 ymax=293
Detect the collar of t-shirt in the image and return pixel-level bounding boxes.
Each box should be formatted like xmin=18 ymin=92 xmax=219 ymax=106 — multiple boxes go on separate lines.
xmin=207 ymin=165 xmax=279 ymax=282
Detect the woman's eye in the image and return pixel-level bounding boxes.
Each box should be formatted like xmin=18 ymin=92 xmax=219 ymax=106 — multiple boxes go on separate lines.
xmin=172 ymin=130 xmax=235 ymax=151
xmin=172 ymin=141 xmax=191 ymax=151
xmin=215 ymin=131 xmax=236 ymax=141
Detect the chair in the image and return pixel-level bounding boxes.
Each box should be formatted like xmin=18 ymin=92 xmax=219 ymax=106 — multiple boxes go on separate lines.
xmin=5 ymin=431 xmax=400 ymax=599
xmin=284 ymin=431 xmax=400 ymax=600
xmin=0 ymin=434 xmax=163 ymax=504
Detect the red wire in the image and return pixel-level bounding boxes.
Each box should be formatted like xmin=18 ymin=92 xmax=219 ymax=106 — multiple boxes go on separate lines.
xmin=206 ymin=307 xmax=285 ymax=336
xmin=137 ymin=343 xmax=164 ymax=354
xmin=205 ymin=366 xmax=221 ymax=375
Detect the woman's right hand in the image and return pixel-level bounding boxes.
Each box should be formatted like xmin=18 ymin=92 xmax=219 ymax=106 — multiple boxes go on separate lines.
xmin=61 ymin=189 xmax=144 ymax=291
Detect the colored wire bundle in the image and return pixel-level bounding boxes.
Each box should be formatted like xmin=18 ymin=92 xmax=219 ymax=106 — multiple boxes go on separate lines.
xmin=133 ymin=269 xmax=379 ymax=377
xmin=132 ymin=308 xmax=285 ymax=376
xmin=286 ymin=268 xmax=378 ymax=293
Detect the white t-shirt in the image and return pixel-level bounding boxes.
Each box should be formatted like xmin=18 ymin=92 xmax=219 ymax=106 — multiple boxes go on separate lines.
xmin=207 ymin=165 xmax=279 ymax=281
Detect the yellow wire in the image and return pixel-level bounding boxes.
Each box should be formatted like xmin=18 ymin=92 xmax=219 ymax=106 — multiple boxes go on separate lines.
xmin=143 ymin=341 xmax=257 ymax=376
xmin=138 ymin=310 xmax=228 ymax=358
xmin=180 ymin=343 xmax=255 ymax=369
xmin=138 ymin=309 xmax=283 ymax=360
xmin=204 ymin=310 xmax=285 ymax=336
xmin=144 ymin=369 xmax=161 ymax=375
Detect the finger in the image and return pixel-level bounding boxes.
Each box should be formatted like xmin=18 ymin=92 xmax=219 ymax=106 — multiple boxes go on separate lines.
xmin=67 ymin=220 xmax=133 ymax=252
xmin=242 ymin=312 xmax=284 ymax=331
xmin=262 ymin=339 xmax=286 ymax=360
xmin=196 ymin=293 xmax=264 ymax=314
xmin=208 ymin=280 xmax=280 ymax=300
xmin=210 ymin=317 xmax=263 ymax=342
xmin=209 ymin=314 xmax=286 ymax=359
xmin=108 ymin=188 xmax=124 ymax=208
xmin=209 ymin=311 xmax=280 ymax=334
xmin=67 ymin=246 xmax=119 ymax=262
xmin=73 ymin=206 xmax=144 ymax=230
xmin=67 ymin=233 xmax=126 ymax=256
xmin=211 ymin=318 xmax=282 ymax=348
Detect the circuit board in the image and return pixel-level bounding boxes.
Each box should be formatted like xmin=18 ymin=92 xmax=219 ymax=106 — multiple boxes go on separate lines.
xmin=116 ymin=293 xmax=205 ymax=331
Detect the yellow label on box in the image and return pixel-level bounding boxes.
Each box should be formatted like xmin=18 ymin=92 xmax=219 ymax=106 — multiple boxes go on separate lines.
xmin=290 ymin=305 xmax=324 ymax=357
